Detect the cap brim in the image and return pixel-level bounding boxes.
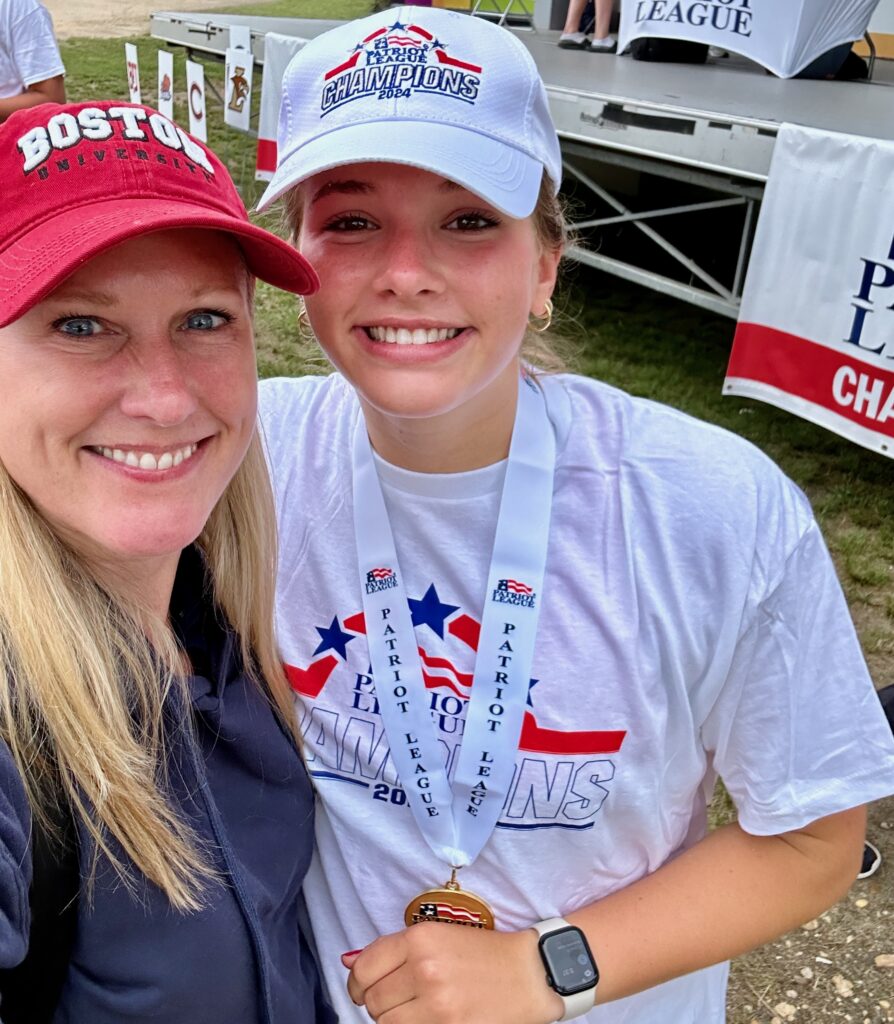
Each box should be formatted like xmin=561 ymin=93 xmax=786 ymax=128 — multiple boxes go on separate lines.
xmin=0 ymin=198 xmax=318 ymax=328
xmin=256 ymin=120 xmax=543 ymax=219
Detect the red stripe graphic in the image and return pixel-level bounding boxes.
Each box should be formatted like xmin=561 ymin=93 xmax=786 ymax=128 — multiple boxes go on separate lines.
xmin=433 ymin=902 xmax=481 ymax=922
xmin=520 ymin=714 xmax=626 ymax=756
xmin=363 ymin=27 xmax=387 ymax=42
xmin=286 ymin=655 xmax=338 ymax=698
xmin=409 ymin=24 xmax=433 ymax=40
xmin=325 ymin=51 xmax=360 ymax=81
xmin=434 ymin=49 xmax=482 ymax=73
xmin=728 ymin=323 xmax=894 ymax=438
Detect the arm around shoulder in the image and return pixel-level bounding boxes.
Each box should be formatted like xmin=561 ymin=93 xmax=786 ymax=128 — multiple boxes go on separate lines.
xmin=0 ymin=75 xmax=65 ymax=123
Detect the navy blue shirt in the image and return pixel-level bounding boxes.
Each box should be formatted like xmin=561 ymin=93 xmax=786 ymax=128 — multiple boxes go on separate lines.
xmin=0 ymin=549 xmax=332 ymax=1024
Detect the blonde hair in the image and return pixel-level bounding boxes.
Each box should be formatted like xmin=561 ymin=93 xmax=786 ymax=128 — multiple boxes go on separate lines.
xmin=283 ymin=171 xmax=576 ymax=375
xmin=0 ymin=433 xmax=296 ymax=912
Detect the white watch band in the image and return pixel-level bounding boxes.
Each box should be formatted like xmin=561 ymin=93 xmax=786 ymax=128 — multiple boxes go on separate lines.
xmin=532 ymin=917 xmax=597 ymax=1022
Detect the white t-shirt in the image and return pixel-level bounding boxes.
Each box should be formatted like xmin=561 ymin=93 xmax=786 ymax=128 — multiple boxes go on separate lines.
xmin=0 ymin=0 xmax=63 ymax=100
xmin=260 ymin=373 xmax=894 ymax=1024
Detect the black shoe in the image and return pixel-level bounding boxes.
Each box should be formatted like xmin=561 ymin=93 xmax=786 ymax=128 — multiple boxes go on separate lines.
xmin=858 ymin=840 xmax=882 ymax=879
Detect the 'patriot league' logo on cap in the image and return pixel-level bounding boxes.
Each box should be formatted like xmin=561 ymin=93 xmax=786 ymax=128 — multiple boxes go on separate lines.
xmin=320 ymin=19 xmax=482 ymax=116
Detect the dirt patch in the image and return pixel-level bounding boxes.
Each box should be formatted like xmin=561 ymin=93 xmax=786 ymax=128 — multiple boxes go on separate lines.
xmin=726 ymin=796 xmax=894 ymax=1023
xmin=42 ymin=0 xmax=271 ymax=40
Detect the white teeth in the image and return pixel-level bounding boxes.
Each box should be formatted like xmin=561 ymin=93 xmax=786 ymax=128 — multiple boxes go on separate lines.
xmin=367 ymin=326 xmax=461 ymax=345
xmin=92 ymin=443 xmax=198 ymax=472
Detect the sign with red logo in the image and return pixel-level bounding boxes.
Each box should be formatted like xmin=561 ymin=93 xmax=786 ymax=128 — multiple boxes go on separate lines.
xmin=725 ymin=124 xmax=894 ymax=459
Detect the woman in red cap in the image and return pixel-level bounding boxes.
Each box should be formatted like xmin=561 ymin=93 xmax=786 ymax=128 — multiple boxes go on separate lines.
xmin=255 ymin=8 xmax=894 ymax=1024
xmin=0 ymin=101 xmax=331 ymax=1024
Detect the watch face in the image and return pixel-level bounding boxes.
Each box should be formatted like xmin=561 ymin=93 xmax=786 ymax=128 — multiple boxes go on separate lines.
xmin=540 ymin=927 xmax=599 ymax=997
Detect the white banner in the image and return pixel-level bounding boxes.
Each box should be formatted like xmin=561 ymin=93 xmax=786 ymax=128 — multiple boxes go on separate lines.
xmin=619 ymin=0 xmax=880 ymax=77
xmin=124 ymin=42 xmax=141 ymax=104
xmin=185 ymin=59 xmax=207 ymax=142
xmin=256 ymin=32 xmax=307 ymax=181
xmin=224 ymin=47 xmax=254 ymax=133
xmin=157 ymin=49 xmax=174 ymax=120
xmin=725 ymin=124 xmax=894 ymax=459
xmin=229 ymin=23 xmax=252 ymax=52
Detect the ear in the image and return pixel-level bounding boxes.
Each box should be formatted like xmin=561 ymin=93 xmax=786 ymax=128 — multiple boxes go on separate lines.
xmin=531 ymin=244 xmax=562 ymax=317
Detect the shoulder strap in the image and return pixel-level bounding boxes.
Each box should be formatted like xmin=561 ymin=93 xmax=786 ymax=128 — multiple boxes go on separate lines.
xmin=0 ymin=795 xmax=79 ymax=1023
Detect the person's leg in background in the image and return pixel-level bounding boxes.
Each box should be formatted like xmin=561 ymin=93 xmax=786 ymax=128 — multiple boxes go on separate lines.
xmin=558 ymin=0 xmax=592 ymax=49
xmin=589 ymin=0 xmax=617 ymax=52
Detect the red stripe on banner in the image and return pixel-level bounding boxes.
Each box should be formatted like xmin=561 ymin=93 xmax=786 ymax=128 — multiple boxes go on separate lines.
xmin=409 ymin=24 xmax=433 ymax=40
xmin=434 ymin=49 xmax=482 ymax=73
xmin=520 ymin=713 xmax=626 ymax=756
xmin=256 ymin=137 xmax=277 ymax=175
xmin=728 ymin=323 xmax=894 ymax=439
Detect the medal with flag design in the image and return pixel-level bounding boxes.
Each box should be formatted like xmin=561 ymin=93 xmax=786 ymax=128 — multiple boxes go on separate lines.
xmin=351 ymin=375 xmax=556 ymax=928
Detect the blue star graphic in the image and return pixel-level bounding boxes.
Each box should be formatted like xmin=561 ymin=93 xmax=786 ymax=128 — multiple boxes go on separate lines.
xmin=313 ymin=616 xmax=355 ymax=659
xmin=389 ymin=19 xmax=407 ymax=30
xmin=409 ymin=584 xmax=459 ymax=639
xmin=353 ymin=42 xmax=366 ymax=52
xmin=527 ymin=677 xmax=539 ymax=707
xmin=431 ymin=37 xmax=446 ymax=49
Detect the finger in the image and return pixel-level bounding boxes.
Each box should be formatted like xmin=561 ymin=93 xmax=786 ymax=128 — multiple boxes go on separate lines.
xmin=347 ymin=935 xmax=407 ymax=1006
xmin=363 ymin=965 xmax=417 ymax=1021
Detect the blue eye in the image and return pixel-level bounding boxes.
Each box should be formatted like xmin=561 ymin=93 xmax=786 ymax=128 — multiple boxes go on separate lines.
xmin=184 ymin=310 xmax=231 ymax=330
xmin=55 ymin=316 xmax=102 ymax=336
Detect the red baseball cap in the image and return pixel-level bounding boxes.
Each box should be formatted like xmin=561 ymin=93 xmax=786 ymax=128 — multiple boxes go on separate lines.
xmin=0 ymin=101 xmax=318 ymax=328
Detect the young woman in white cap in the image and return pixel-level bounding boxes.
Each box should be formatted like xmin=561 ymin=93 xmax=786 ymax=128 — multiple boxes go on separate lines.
xmin=256 ymin=9 xmax=894 ymax=1023
xmin=0 ymin=101 xmax=332 ymax=1024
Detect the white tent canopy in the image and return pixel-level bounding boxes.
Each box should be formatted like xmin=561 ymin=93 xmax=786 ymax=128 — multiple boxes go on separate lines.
xmin=618 ymin=0 xmax=881 ymax=78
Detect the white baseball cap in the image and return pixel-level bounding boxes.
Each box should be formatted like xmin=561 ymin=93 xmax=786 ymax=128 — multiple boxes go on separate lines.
xmin=256 ymin=7 xmax=562 ymax=218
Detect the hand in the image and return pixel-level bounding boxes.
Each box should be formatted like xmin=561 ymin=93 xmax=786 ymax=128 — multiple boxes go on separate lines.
xmin=342 ymin=925 xmax=564 ymax=1024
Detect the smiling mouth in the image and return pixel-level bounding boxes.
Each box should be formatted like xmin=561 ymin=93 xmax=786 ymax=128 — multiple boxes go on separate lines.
xmin=364 ymin=326 xmax=463 ymax=345
xmin=89 ymin=443 xmax=199 ymax=471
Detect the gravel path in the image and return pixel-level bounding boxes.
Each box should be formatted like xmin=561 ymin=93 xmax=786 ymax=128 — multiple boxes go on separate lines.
xmin=42 ymin=0 xmax=270 ymax=39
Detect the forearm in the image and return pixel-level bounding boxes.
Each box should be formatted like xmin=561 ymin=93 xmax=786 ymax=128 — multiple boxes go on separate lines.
xmin=565 ymin=806 xmax=865 ymax=1006
xmin=0 ymin=78 xmax=65 ymax=122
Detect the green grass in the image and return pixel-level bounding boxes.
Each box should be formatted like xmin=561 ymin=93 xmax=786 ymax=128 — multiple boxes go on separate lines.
xmin=58 ymin=2 xmax=894 ymax=684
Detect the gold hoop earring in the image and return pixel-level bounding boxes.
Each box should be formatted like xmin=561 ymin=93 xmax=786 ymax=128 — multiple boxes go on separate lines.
xmin=297 ymin=297 xmax=311 ymax=330
xmin=528 ymin=298 xmax=553 ymax=334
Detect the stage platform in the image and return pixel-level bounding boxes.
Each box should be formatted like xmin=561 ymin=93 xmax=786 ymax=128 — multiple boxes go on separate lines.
xmin=150 ymin=11 xmax=894 ymax=316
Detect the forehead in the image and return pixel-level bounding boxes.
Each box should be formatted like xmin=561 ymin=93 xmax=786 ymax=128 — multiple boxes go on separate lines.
xmin=304 ymin=162 xmax=478 ymax=205
xmin=45 ymin=230 xmax=251 ymax=303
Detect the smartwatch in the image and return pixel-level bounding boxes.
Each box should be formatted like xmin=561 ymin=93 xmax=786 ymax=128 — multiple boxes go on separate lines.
xmin=532 ymin=917 xmax=599 ymax=1022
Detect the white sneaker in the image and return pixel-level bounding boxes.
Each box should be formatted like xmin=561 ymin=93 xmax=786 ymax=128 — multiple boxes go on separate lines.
xmin=589 ymin=34 xmax=618 ymax=53
xmin=558 ymin=31 xmax=591 ymax=50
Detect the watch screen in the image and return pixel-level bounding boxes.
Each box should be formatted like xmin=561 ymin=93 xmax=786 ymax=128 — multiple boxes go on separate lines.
xmin=542 ymin=928 xmax=599 ymax=996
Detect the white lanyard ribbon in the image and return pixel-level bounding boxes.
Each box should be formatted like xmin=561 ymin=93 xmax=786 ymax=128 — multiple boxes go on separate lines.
xmin=351 ymin=376 xmax=556 ymax=868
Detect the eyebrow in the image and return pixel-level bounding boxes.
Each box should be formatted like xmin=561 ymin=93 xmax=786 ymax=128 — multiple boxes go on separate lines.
xmin=48 ymin=287 xmax=119 ymax=307
xmin=309 ymin=176 xmax=465 ymax=205
xmin=309 ymin=179 xmax=374 ymax=205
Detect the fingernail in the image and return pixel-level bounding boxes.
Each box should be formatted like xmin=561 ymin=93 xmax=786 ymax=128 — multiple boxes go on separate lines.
xmin=342 ymin=949 xmax=362 ymax=958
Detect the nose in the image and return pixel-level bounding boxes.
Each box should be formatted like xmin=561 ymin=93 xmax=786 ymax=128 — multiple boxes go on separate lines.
xmin=372 ymin=226 xmax=445 ymax=298
xmin=118 ymin=334 xmax=200 ymax=426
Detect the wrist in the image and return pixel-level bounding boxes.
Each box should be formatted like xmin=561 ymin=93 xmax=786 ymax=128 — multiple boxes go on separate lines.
xmin=531 ymin=917 xmax=599 ymax=1021
xmin=512 ymin=927 xmax=567 ymax=1024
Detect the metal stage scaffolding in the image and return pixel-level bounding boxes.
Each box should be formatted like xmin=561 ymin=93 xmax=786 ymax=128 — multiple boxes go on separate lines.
xmin=151 ymin=10 xmax=894 ymax=319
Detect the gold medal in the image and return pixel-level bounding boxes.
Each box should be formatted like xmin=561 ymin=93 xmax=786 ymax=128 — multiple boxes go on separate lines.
xmin=404 ymin=869 xmax=495 ymax=930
